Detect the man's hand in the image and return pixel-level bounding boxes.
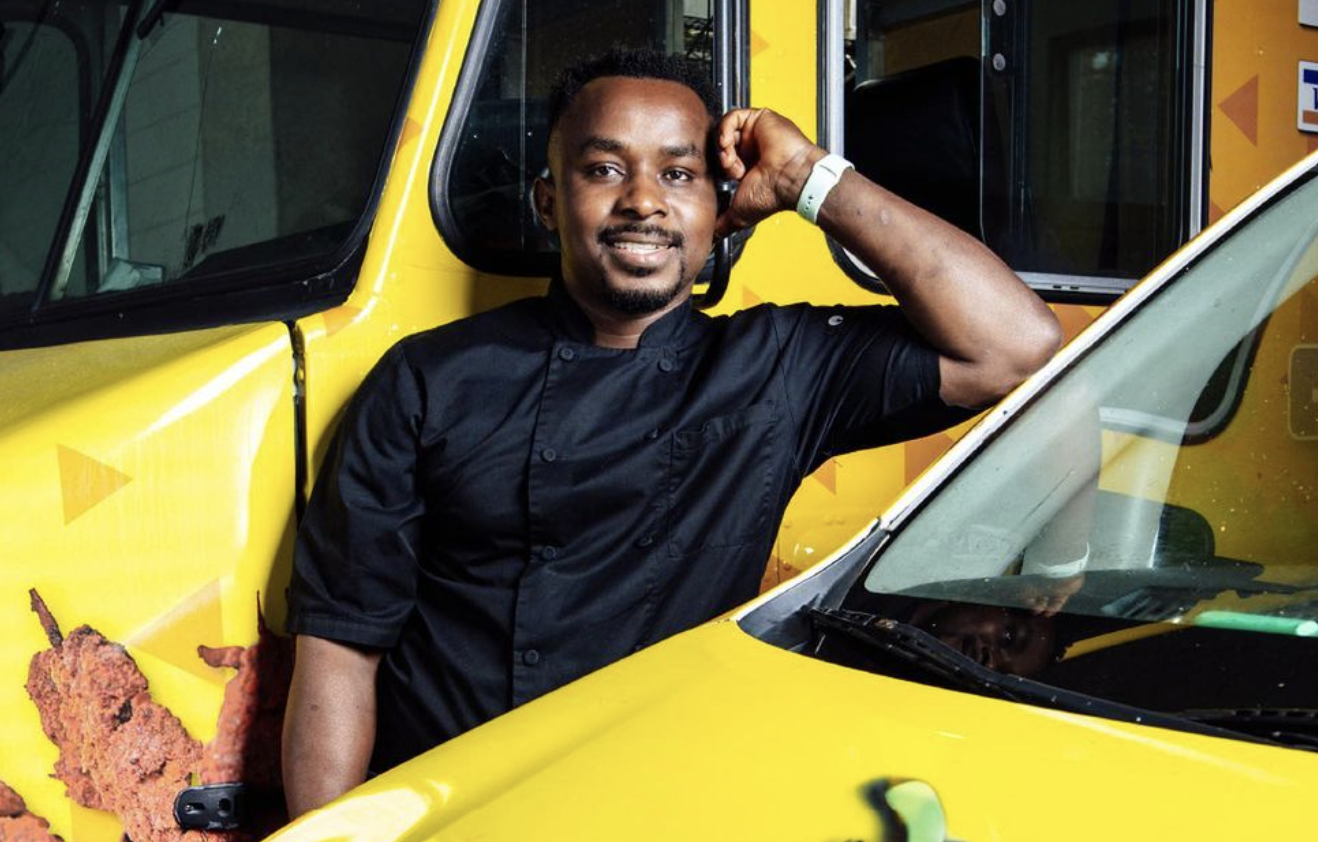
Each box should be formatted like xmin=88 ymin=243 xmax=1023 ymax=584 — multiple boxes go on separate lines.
xmin=282 ymin=636 xmax=383 ymax=819
xmin=713 ymin=107 xmax=825 ymax=239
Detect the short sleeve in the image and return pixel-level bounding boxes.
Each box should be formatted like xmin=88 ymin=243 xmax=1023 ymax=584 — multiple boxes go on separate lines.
xmin=772 ymin=304 xmax=976 ymax=471
xmin=286 ymin=342 xmax=426 ymax=648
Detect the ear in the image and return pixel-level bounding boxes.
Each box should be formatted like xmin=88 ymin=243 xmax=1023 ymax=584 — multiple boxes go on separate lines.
xmin=532 ymin=175 xmax=557 ymax=232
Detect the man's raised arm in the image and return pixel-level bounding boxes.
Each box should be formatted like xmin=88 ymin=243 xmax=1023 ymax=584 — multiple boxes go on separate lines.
xmin=282 ymin=636 xmax=382 ymax=819
xmin=713 ymin=108 xmax=1062 ymax=409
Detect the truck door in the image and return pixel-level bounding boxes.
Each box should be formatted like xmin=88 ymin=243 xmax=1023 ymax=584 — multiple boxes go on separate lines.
xmin=0 ymin=1 xmax=427 ymax=837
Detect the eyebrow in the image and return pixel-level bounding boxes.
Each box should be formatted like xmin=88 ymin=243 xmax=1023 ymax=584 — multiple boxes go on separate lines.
xmin=577 ymin=136 xmax=704 ymax=161
xmin=579 ymin=136 xmax=624 ymax=154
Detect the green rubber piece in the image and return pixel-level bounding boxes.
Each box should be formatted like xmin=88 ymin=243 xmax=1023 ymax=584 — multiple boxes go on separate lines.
xmin=1194 ymin=610 xmax=1318 ymax=637
xmin=885 ymin=780 xmax=947 ymax=842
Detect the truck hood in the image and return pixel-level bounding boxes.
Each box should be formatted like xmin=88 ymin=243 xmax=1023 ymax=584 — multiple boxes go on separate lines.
xmin=271 ymin=619 xmax=1317 ymax=841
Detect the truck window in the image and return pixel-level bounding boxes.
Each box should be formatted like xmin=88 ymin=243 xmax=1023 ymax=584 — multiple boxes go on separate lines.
xmin=434 ymin=0 xmax=739 ymax=279
xmin=826 ymin=0 xmax=1200 ymax=298
xmin=0 ymin=3 xmax=112 ymax=318
xmin=0 ymin=0 xmax=427 ymax=346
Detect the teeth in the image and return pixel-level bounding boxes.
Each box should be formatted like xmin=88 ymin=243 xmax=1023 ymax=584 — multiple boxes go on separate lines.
xmin=613 ymin=242 xmax=664 ymax=253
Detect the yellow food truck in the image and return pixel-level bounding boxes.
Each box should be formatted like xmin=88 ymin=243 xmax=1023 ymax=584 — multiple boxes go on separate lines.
xmin=1 ymin=1 xmax=1315 ymax=839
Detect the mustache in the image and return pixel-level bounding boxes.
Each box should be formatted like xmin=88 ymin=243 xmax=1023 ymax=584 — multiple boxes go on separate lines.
xmin=598 ymin=223 xmax=684 ymax=249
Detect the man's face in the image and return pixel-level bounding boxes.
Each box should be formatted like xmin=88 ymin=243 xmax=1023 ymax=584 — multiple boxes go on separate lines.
xmin=535 ymin=76 xmax=718 ymax=317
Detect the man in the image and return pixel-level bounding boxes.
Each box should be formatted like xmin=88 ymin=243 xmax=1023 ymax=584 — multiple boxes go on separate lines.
xmin=282 ymin=49 xmax=1061 ymax=817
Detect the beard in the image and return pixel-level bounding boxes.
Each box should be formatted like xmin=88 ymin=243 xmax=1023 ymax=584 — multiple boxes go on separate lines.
xmin=592 ymin=222 xmax=691 ymax=315
xmin=599 ymin=262 xmax=689 ymax=315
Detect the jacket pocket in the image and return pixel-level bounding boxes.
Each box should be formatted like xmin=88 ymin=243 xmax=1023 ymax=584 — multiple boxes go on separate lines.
xmin=666 ymin=402 xmax=778 ymax=555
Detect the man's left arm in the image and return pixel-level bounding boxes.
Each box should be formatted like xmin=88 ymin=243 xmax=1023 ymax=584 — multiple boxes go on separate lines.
xmin=714 ymin=108 xmax=1062 ymax=409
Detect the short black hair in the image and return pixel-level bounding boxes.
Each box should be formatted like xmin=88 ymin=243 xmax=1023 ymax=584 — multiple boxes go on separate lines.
xmin=547 ymin=48 xmax=719 ymax=139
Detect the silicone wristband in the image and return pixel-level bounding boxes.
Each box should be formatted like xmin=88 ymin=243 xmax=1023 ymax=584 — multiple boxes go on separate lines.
xmin=795 ymin=153 xmax=854 ymax=224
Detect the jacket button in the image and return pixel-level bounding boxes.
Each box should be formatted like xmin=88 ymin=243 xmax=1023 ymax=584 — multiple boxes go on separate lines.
xmin=540 ymin=545 xmax=559 ymax=561
xmin=658 ymin=357 xmax=676 ymax=373
xmin=636 ymin=533 xmax=655 ymax=548
xmin=522 ymin=649 xmax=540 ymax=666
xmin=558 ymin=346 xmax=576 ymax=361
xmin=541 ymin=447 xmax=558 ymax=463
xmin=645 ymin=428 xmax=660 ymax=441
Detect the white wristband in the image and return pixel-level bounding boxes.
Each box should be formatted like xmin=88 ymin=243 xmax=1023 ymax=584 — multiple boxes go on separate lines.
xmin=795 ymin=153 xmax=854 ymax=224
xmin=1037 ymin=543 xmax=1090 ymax=578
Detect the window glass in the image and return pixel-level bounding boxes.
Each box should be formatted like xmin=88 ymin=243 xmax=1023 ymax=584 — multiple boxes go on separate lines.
xmin=838 ymin=0 xmax=1194 ymax=289
xmin=843 ymin=1 xmax=980 ymax=243
xmin=855 ymin=169 xmax=1318 ymax=711
xmin=439 ymin=0 xmax=716 ymax=275
xmin=44 ymin=0 xmax=424 ymax=305
xmin=0 ymin=2 xmax=122 ymax=317
xmin=983 ymin=0 xmax=1193 ymax=281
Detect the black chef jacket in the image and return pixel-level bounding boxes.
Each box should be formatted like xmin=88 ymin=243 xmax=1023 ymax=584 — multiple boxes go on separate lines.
xmin=288 ymin=279 xmax=963 ymax=772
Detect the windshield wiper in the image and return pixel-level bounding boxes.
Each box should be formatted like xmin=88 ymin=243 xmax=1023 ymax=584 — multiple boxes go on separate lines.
xmin=807 ymin=606 xmax=1285 ymax=749
xmin=1176 ymin=708 xmax=1318 ymax=751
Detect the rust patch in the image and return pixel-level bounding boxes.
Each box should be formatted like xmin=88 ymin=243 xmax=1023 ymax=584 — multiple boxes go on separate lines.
xmin=23 ymin=591 xmax=294 ymax=842
xmin=0 ymin=781 xmax=62 ymax=842
xmin=198 ymin=603 xmax=294 ymax=808
xmin=26 ymin=591 xmax=202 ymax=842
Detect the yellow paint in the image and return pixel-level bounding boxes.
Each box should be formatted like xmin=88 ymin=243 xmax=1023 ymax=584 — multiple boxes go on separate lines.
xmin=5 ymin=4 xmax=1318 ymax=840
xmin=1210 ymin=0 xmax=1318 ymax=214
xmin=0 ymin=324 xmax=294 ymax=839
xmin=269 ymin=621 xmax=1318 ymax=842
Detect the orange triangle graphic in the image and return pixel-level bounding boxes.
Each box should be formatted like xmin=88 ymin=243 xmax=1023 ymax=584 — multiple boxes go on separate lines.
xmin=742 ymin=286 xmax=763 ymax=308
xmin=127 ymin=579 xmax=228 ymax=686
xmin=323 ymin=306 xmax=363 ymax=337
xmin=397 ymin=117 xmax=422 ymax=152
xmin=1054 ymin=304 xmax=1096 ymax=343
xmin=904 ymin=433 xmax=955 ymax=485
xmin=57 ymin=445 xmax=132 ymax=525
xmin=813 ymin=459 xmax=837 ymax=494
xmin=1219 ymin=75 xmax=1259 ymax=146
xmin=750 ymin=30 xmax=769 ymax=57
xmin=1208 ymin=201 xmax=1226 ymax=225
xmin=1309 ymin=134 xmax=1318 ymax=154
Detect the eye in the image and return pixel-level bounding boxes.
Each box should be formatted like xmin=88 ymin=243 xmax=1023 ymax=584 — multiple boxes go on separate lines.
xmin=663 ymin=168 xmax=694 ymax=182
xmin=586 ymin=163 xmax=622 ymax=179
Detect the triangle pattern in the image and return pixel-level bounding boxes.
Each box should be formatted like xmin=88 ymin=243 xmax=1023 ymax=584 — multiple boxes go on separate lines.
xmin=812 ymin=459 xmax=837 ymax=494
xmin=1054 ymin=304 xmax=1096 ymax=343
xmin=126 ymin=579 xmax=228 ymax=686
xmin=1208 ymin=201 xmax=1226 ymax=225
xmin=1219 ymin=74 xmax=1259 ymax=146
xmin=904 ymin=433 xmax=955 ymax=485
xmin=742 ymin=286 xmax=763 ymax=308
xmin=323 ymin=305 xmax=363 ymax=337
xmin=57 ymin=445 xmax=132 ymax=525
xmin=750 ymin=30 xmax=769 ymax=57
xmin=397 ymin=117 xmax=422 ymax=152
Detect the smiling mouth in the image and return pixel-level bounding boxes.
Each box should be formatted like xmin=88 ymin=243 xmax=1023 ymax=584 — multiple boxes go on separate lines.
xmin=609 ymin=241 xmax=670 ymax=254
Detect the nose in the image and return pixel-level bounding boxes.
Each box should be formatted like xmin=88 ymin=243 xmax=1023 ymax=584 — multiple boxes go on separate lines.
xmin=616 ymin=172 xmax=667 ymax=219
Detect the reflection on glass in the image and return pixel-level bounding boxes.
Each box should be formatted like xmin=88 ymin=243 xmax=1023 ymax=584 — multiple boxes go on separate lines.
xmin=0 ymin=2 xmax=123 ymax=316
xmin=443 ymin=0 xmax=716 ymax=270
xmin=836 ymin=171 xmax=1318 ymax=721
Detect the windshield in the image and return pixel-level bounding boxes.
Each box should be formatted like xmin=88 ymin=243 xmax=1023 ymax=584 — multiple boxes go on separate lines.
xmin=0 ymin=0 xmax=422 ymax=324
xmin=0 ymin=1 xmax=129 ymax=313
xmin=837 ymin=165 xmax=1318 ymax=727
